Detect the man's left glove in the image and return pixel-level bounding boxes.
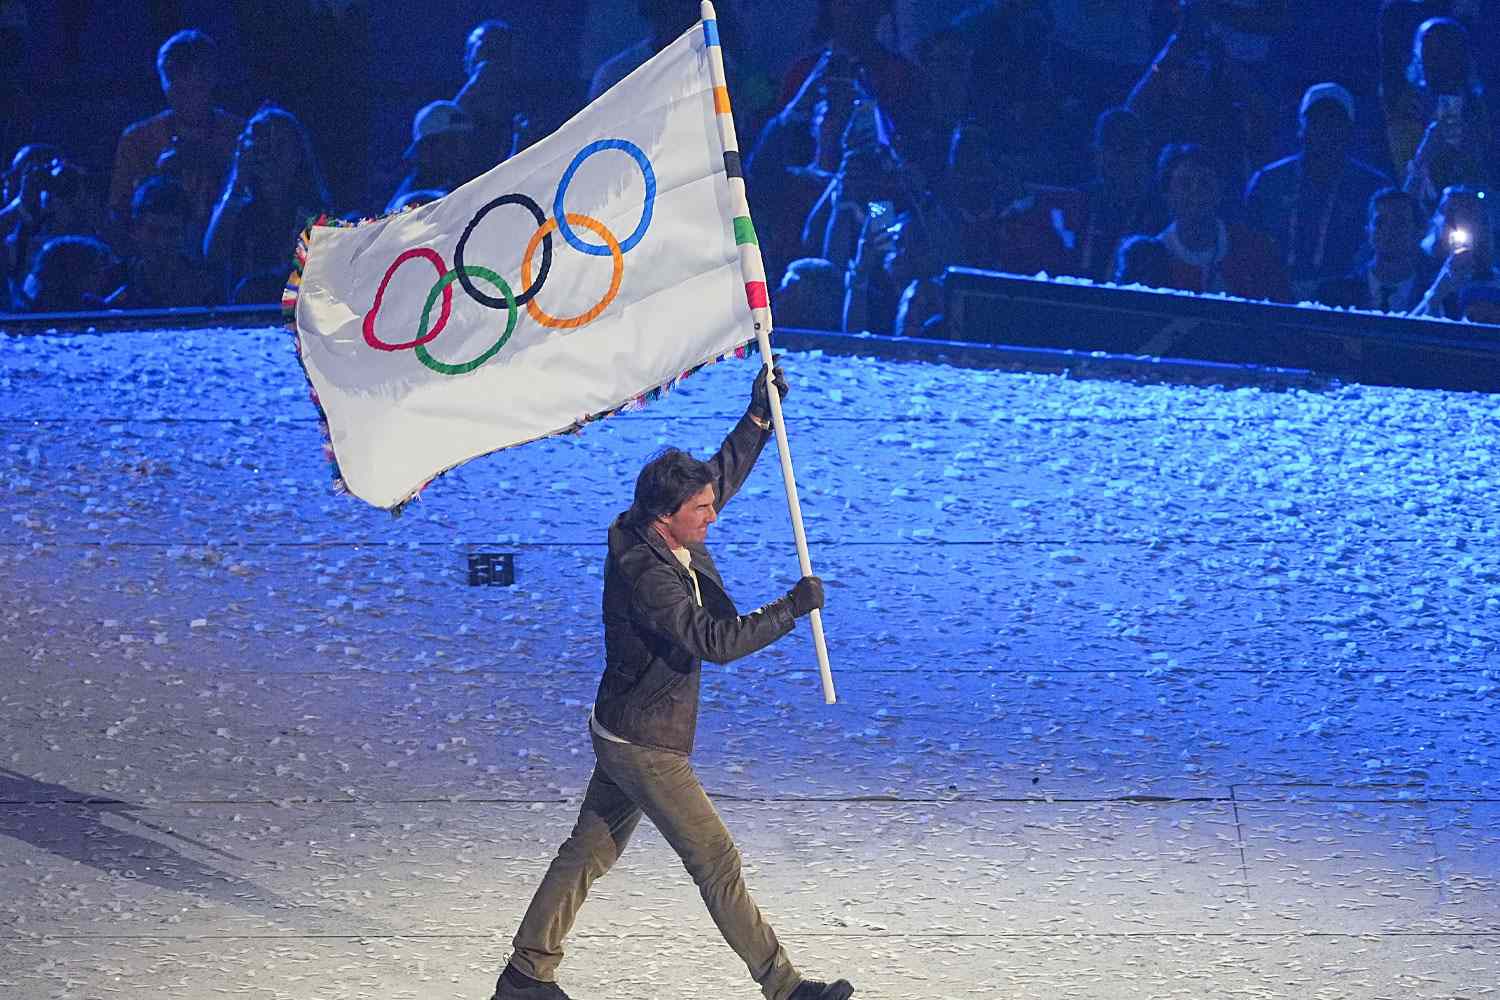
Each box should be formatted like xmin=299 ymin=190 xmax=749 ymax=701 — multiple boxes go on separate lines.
xmin=749 ymin=363 xmax=790 ymax=423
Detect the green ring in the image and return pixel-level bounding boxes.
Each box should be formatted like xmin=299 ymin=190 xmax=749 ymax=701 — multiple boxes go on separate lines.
xmin=414 ymin=266 xmax=518 ymax=376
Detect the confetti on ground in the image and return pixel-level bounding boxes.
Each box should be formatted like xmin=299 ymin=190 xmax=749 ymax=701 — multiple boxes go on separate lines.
xmin=0 ymin=327 xmax=1496 ymax=999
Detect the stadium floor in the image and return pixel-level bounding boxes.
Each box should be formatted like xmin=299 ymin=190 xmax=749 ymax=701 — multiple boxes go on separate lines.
xmin=2 ymin=326 xmax=1497 ymax=998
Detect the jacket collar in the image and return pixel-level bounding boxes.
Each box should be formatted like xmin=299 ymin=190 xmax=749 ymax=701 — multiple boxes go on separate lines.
xmin=610 ymin=513 xmax=722 ymax=587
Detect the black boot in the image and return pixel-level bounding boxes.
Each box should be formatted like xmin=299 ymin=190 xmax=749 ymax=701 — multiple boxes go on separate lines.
xmin=491 ymin=963 xmax=572 ymax=1000
xmin=788 ymin=979 xmax=854 ymax=1000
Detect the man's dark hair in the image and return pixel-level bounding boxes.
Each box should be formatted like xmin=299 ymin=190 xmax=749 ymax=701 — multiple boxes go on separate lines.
xmin=1155 ymin=142 xmax=1218 ymax=193
xmin=627 ymin=448 xmax=714 ymax=527
xmin=1368 ymin=186 xmax=1422 ymax=226
xmin=157 ymin=29 xmax=218 ymax=84
xmin=130 ymin=174 xmax=190 ymax=220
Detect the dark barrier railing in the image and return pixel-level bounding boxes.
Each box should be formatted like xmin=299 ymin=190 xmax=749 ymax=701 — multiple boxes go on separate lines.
xmin=0 ymin=303 xmax=283 ymax=334
xmin=943 ymin=268 xmax=1500 ymax=393
xmin=5 ymin=273 xmax=1499 ymax=393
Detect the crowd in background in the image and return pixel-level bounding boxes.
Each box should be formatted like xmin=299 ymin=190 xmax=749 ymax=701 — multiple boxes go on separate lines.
xmin=3 ymin=0 xmax=1499 ymax=331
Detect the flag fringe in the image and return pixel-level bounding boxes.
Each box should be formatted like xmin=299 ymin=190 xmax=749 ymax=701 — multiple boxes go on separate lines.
xmin=283 ymin=204 xmax=429 ymax=506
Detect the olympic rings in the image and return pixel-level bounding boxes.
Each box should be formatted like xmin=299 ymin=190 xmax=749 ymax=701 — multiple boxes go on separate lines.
xmin=364 ymin=248 xmax=451 ymax=351
xmin=521 ymin=214 xmax=623 ymax=329
xmin=413 ymin=266 xmax=518 ymax=376
xmin=359 ymin=137 xmax=656 ymax=376
xmin=553 ymin=139 xmax=655 ymax=256
xmin=453 ymin=193 xmax=551 ymax=309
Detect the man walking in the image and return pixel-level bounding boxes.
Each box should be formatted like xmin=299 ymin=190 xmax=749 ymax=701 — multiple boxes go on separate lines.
xmin=491 ymin=366 xmax=854 ymax=1000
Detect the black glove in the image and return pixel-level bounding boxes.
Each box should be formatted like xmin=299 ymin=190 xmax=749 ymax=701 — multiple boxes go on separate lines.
xmin=749 ymin=363 xmax=790 ymax=422
xmin=785 ymin=575 xmax=824 ymax=617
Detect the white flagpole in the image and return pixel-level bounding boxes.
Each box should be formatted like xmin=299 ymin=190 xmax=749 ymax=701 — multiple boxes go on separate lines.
xmin=700 ymin=0 xmax=837 ymax=704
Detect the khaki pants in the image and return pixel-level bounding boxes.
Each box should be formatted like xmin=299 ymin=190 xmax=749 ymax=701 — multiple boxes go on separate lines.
xmin=509 ymin=730 xmax=802 ymax=1000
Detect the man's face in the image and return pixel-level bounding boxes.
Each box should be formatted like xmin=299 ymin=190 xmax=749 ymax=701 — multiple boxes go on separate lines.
xmin=131 ymin=210 xmax=190 ymax=258
xmin=162 ymin=64 xmax=215 ymax=119
xmin=1166 ymin=159 xmax=1221 ymax=226
xmin=1299 ymin=101 xmax=1352 ymax=163
xmin=658 ymin=484 xmax=717 ymax=547
xmin=417 ymin=130 xmax=472 ymax=179
xmin=1369 ymin=200 xmax=1416 ymax=260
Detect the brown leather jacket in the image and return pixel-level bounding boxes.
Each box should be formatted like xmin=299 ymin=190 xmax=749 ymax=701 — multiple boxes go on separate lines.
xmin=591 ymin=412 xmax=795 ymax=754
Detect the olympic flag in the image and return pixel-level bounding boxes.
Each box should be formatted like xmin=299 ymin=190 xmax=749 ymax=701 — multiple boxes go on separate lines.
xmin=290 ymin=14 xmax=768 ymax=511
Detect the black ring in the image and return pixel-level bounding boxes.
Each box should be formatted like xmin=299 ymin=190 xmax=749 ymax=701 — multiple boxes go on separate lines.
xmin=453 ymin=192 xmax=551 ymax=309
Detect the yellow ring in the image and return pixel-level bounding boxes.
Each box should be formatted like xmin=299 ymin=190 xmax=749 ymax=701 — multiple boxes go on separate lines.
xmin=521 ymin=213 xmax=624 ymax=329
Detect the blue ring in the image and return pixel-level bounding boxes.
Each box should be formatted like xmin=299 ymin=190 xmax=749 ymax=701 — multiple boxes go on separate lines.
xmin=552 ymin=139 xmax=656 ymax=256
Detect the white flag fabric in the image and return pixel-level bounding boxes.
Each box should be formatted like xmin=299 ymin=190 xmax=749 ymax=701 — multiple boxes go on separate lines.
xmin=291 ymin=20 xmax=759 ymax=510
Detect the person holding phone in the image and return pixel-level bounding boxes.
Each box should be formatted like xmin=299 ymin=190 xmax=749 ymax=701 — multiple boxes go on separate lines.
xmin=744 ymin=49 xmax=861 ymax=288
xmin=774 ymin=0 xmax=932 ymax=164
xmin=1394 ymin=17 xmax=1492 ymax=216
xmin=1411 ymin=185 xmax=1500 ymax=320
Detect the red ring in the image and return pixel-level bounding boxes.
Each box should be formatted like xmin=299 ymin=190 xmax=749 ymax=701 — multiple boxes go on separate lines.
xmin=363 ymin=248 xmax=452 ymax=351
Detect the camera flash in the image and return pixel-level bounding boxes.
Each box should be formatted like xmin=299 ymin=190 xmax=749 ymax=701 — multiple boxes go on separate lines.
xmin=1451 ymin=227 xmax=1471 ymax=247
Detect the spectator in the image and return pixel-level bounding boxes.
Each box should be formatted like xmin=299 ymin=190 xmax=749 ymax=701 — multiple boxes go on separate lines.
xmin=1153 ymin=142 xmax=1290 ymax=301
xmin=964 ymin=1 xmax=1083 ymax=188
xmin=777 ymin=0 xmax=932 ymax=166
xmin=203 ymin=107 xmax=331 ymax=305
xmin=773 ymin=257 xmax=842 ymax=330
xmin=455 ymin=19 xmax=534 ymax=175
xmin=1126 ymin=6 xmax=1258 ymax=197
xmin=386 ymin=101 xmax=475 ymax=215
xmin=588 ymin=0 xmax=701 ymax=102
xmin=19 ymin=235 xmax=122 ymax=312
xmin=842 ymin=205 xmax=941 ymax=335
xmin=931 ymin=123 xmax=1018 ymax=273
xmin=744 ymin=84 xmax=853 ymax=289
xmin=879 ymin=121 xmax=1018 ymax=339
xmin=107 ymin=30 xmax=242 ymax=238
xmin=1244 ymin=83 xmax=1392 ymax=300
xmin=2 ymin=149 xmax=98 ymax=311
xmin=1151 ymin=0 xmax=1285 ymax=159
xmin=998 ymin=107 xmax=1163 ymax=281
xmin=817 ymin=95 xmax=925 ymax=273
xmin=116 ymin=175 xmax=214 ymax=309
xmin=1112 ymin=234 xmax=1173 ymax=288
xmin=1394 ymin=17 xmax=1492 ymax=217
xmin=1411 ymin=185 xmax=1500 ymax=320
xmin=1316 ymin=187 xmax=1436 ymax=314
xmin=1378 ymin=1 xmax=1446 ymax=166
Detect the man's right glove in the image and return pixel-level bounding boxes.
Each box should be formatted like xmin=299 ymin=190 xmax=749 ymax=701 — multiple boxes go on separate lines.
xmin=786 ymin=575 xmax=825 ymax=618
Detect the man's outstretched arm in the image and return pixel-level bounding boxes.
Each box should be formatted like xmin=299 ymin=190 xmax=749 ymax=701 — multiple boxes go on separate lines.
xmin=705 ymin=364 xmax=789 ymax=512
xmin=632 ymin=565 xmax=822 ymax=665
